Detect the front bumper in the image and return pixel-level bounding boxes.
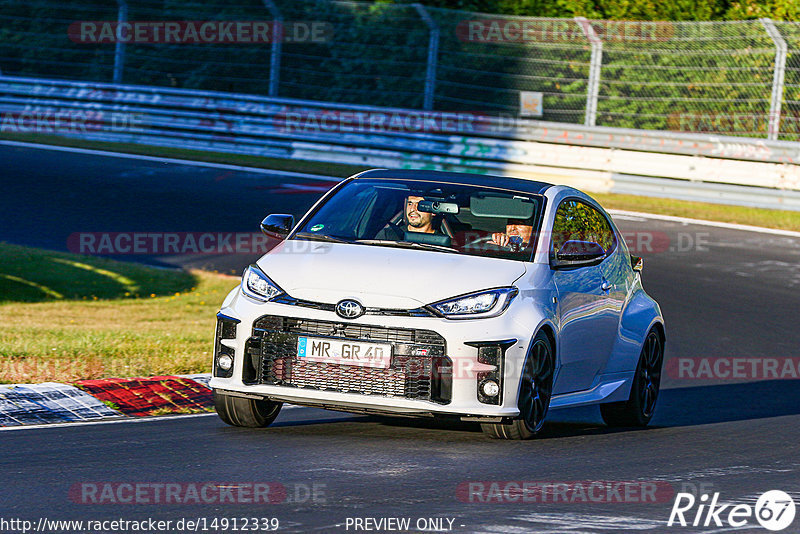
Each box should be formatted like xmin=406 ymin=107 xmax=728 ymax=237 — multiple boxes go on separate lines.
xmin=209 ymin=289 xmax=542 ymax=421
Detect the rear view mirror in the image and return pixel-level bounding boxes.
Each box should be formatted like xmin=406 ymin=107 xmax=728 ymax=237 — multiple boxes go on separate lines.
xmin=417 ymin=199 xmax=459 ymax=214
xmin=260 ymin=214 xmax=294 ymax=239
xmin=551 ymin=240 xmax=606 ymax=269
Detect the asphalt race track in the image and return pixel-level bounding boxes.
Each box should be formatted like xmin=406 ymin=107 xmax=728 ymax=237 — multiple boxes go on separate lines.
xmin=2 ymin=143 xmax=800 ymax=533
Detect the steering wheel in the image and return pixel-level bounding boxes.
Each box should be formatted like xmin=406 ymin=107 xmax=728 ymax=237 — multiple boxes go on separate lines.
xmin=465 ymin=235 xmax=495 ymax=247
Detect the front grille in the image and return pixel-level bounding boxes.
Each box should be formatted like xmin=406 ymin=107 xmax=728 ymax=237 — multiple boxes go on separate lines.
xmin=246 ymin=315 xmax=451 ymax=404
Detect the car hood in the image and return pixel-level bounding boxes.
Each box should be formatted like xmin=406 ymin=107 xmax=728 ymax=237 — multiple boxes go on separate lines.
xmin=258 ymin=241 xmax=527 ymax=309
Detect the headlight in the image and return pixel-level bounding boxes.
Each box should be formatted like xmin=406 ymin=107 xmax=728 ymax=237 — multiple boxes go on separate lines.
xmin=429 ymin=287 xmax=518 ymax=319
xmin=241 ymin=264 xmax=284 ymax=302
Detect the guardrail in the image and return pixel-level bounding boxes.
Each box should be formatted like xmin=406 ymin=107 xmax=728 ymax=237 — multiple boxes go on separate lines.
xmin=2 ymin=75 xmax=800 ymax=210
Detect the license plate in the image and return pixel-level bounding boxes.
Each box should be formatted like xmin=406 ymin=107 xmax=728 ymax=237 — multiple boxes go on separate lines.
xmin=297 ymin=336 xmax=392 ymax=369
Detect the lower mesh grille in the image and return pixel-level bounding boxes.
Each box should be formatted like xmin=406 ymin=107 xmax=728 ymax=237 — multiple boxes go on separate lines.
xmin=246 ymin=316 xmax=451 ymax=404
xmin=291 ymin=361 xmax=408 ymax=397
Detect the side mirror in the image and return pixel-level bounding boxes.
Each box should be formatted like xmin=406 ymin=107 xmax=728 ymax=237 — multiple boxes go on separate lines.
xmin=551 ymin=240 xmax=606 ymax=269
xmin=631 ymin=254 xmax=644 ymax=272
xmin=260 ymin=214 xmax=294 ymax=239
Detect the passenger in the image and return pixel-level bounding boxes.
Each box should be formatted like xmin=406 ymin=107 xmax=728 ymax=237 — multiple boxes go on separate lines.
xmin=491 ymin=219 xmax=534 ymax=251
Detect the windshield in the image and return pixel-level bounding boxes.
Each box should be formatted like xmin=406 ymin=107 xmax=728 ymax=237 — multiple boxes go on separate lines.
xmin=293 ymin=178 xmax=544 ymax=261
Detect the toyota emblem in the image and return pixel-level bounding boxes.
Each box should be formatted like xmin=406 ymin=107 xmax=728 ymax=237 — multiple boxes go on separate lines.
xmin=335 ymin=299 xmax=365 ymax=319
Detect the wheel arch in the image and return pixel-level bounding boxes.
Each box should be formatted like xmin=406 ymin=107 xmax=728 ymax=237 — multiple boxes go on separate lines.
xmin=606 ymin=288 xmax=665 ymax=375
xmin=514 ymin=320 xmax=559 ymax=399
xmin=537 ymin=321 xmax=557 ymax=360
xmin=650 ymin=319 xmax=666 ymax=347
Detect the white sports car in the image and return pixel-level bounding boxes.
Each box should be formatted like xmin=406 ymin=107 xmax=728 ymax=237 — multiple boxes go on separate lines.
xmin=211 ymin=169 xmax=665 ymax=439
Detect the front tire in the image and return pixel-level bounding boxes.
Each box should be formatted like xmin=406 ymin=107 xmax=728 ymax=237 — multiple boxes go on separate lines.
xmin=481 ymin=331 xmax=555 ymax=440
xmin=600 ymin=328 xmax=664 ymax=427
xmin=214 ymin=390 xmax=282 ymax=428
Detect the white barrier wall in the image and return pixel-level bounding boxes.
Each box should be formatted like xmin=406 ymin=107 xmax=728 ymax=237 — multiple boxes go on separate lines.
xmin=2 ymin=75 xmax=800 ymax=210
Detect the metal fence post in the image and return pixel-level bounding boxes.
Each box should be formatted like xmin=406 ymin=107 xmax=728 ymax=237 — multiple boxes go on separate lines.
xmin=413 ymin=4 xmax=439 ymax=111
xmin=761 ymin=18 xmax=787 ymax=141
xmin=263 ymin=0 xmax=283 ymax=97
xmin=576 ymin=17 xmax=602 ymax=127
xmin=113 ymin=0 xmax=128 ymax=84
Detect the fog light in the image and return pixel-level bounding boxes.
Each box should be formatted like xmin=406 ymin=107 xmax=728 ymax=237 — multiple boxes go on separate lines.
xmin=481 ymin=379 xmax=500 ymax=397
xmin=218 ymin=354 xmax=233 ymax=371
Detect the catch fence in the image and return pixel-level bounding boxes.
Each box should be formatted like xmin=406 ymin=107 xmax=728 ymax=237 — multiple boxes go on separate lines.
xmin=3 ymin=0 xmax=800 ymax=140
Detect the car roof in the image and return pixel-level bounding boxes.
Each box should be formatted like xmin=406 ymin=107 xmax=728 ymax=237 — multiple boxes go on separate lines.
xmin=352 ymin=169 xmax=554 ymax=195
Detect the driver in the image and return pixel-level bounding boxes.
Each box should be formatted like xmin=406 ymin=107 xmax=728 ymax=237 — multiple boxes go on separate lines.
xmin=491 ymin=219 xmax=534 ymax=251
xmin=405 ymin=196 xmax=436 ymax=234
xmin=375 ymin=195 xmax=444 ymax=239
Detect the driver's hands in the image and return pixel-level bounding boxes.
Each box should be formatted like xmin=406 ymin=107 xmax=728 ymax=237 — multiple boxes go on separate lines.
xmin=491 ymin=232 xmax=510 ymax=247
xmin=491 ymin=233 xmax=524 ymax=251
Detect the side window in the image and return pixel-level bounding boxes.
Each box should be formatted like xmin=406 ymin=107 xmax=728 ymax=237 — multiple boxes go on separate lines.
xmin=551 ymin=200 xmax=616 ymax=256
xmin=581 ymin=202 xmax=616 ymax=254
xmin=552 ymin=200 xmax=580 ymax=256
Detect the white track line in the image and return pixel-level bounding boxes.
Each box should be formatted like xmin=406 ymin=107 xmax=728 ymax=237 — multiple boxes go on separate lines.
xmin=0 ymin=412 xmax=218 ymax=431
xmin=0 ymin=140 xmax=339 ymax=182
xmin=608 ymin=209 xmax=800 ymax=238
xmin=0 ymin=404 xmax=306 ymax=432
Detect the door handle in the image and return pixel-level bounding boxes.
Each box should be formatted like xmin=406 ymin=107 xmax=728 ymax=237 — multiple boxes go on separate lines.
xmin=601 ymin=280 xmax=612 ymax=292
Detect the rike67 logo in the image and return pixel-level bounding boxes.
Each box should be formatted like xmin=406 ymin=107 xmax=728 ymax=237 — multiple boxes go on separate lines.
xmin=668 ymin=490 xmax=796 ymax=531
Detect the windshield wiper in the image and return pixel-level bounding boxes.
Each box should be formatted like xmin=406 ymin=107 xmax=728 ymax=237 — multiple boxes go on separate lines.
xmin=293 ymin=232 xmax=353 ymax=244
xmin=356 ymin=239 xmax=460 ymax=254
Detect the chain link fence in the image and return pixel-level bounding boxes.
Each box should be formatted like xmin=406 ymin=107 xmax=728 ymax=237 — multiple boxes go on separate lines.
xmin=1 ymin=0 xmax=800 ymax=140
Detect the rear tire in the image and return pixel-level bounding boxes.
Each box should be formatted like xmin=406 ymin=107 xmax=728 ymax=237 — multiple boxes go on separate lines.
xmin=600 ymin=328 xmax=663 ymax=427
xmin=481 ymin=331 xmax=555 ymax=440
xmin=214 ymin=390 xmax=282 ymax=428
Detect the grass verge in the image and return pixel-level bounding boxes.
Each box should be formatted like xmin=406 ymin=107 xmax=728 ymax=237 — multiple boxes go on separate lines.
xmin=0 ymin=242 xmax=238 ymax=383
xmin=593 ymin=193 xmax=800 ymax=231
xmin=4 ymin=133 xmax=800 ymax=231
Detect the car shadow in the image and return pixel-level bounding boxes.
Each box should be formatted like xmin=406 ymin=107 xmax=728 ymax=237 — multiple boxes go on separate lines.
xmin=385 ymin=379 xmax=800 ymax=434
xmin=546 ymin=379 xmax=800 ymax=434
xmin=653 ymin=379 xmax=800 ymax=426
xmin=225 ymin=379 xmax=800 ymax=442
xmin=275 ymin=379 xmax=800 ymax=439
